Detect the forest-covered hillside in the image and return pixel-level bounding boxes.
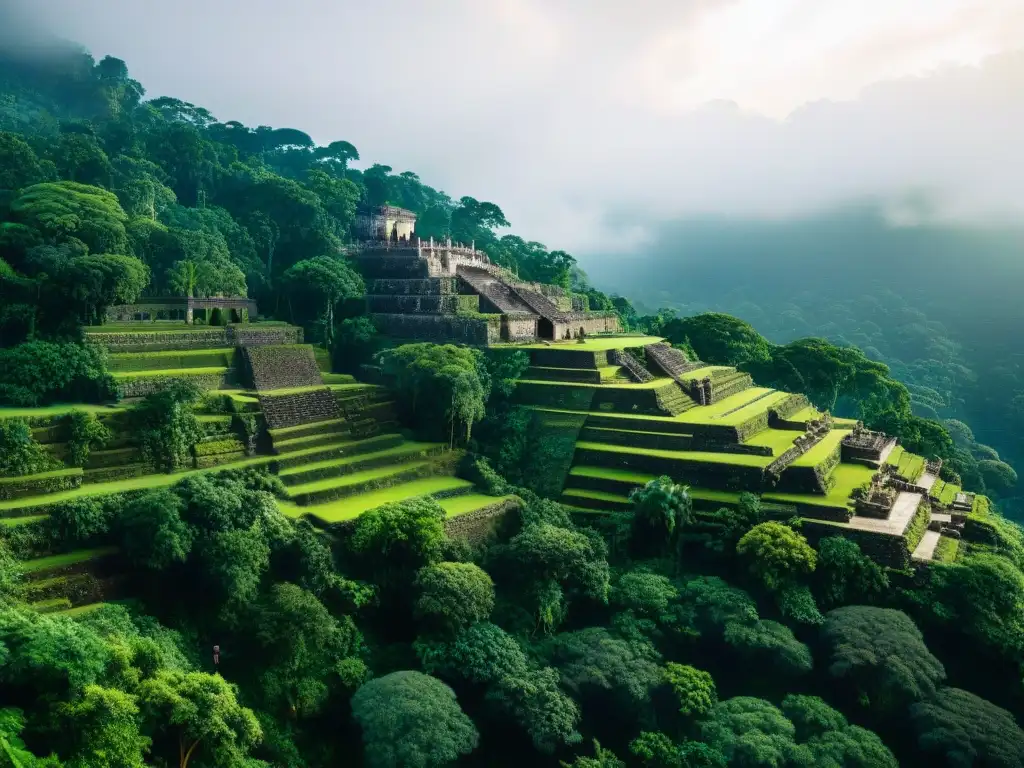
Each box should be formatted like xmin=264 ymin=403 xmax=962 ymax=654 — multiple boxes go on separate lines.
xmin=1 ymin=35 xmax=1024 ymax=768
xmin=588 ymin=209 xmax=1024 ymax=518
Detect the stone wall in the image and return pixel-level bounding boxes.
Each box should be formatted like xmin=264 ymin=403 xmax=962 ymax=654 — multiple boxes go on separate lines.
xmin=87 ymin=329 xmax=229 ymax=353
xmin=366 ymin=294 xmax=479 ymax=314
xmin=117 ymin=371 xmax=228 ymax=399
xmin=443 ymin=498 xmax=521 ymax=544
xmin=352 ymin=254 xmax=431 ymax=279
xmin=227 ymin=325 xmax=303 ymax=346
xmin=551 ymin=313 xmax=621 ymax=340
xmin=800 ymin=521 xmax=908 ymax=568
xmin=243 ymin=345 xmax=323 ymax=391
xmin=368 ymin=278 xmax=459 ymax=295
xmin=259 ymin=388 xmax=340 ymax=429
xmin=371 ymin=313 xmax=501 ymax=346
xmin=0 ymin=469 xmax=83 ymax=500
xmin=502 ymin=315 xmax=539 ymax=342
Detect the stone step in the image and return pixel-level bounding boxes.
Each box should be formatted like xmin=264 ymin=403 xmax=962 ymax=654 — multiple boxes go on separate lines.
xmin=271 ymin=433 xmax=406 ymax=470
xmin=278 ymin=442 xmax=446 ymax=486
xmin=287 ymin=459 xmax=446 ymax=506
xmin=268 ymin=418 xmax=350 ymax=442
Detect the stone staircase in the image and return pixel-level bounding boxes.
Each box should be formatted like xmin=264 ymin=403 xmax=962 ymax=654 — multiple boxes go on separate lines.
xmin=243 ymin=344 xmax=324 ymax=391
xmin=655 ymin=382 xmax=697 ymax=416
xmin=645 ymin=343 xmax=705 ymax=379
xmin=609 ymin=349 xmax=654 ymax=383
xmin=259 ymin=388 xmax=341 ymax=430
xmin=709 ymin=371 xmax=754 ymax=403
xmin=457 ymin=267 xmax=535 ymax=314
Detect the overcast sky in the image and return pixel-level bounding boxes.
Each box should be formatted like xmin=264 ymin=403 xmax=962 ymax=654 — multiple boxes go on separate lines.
xmin=9 ymin=0 xmax=1024 ymax=255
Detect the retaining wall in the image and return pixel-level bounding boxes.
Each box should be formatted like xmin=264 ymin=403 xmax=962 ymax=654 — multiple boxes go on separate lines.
xmin=372 ymin=313 xmax=501 ymax=346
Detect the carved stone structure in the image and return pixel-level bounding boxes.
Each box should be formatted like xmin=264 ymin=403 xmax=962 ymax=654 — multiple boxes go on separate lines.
xmin=354 ymin=205 xmax=417 ymax=242
xmin=609 ymin=349 xmax=654 ymax=383
xmin=841 ymin=423 xmax=897 ymax=463
xmin=105 ymin=296 xmax=257 ymax=325
xmin=348 ymin=222 xmax=620 ymax=344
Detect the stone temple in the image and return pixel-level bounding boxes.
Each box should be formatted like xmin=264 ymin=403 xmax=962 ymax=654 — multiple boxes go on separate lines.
xmin=348 ymin=206 xmax=620 ymax=345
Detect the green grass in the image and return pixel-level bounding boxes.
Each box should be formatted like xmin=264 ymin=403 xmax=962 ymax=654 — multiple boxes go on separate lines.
xmin=518 ymin=377 xmax=675 ymax=390
xmin=744 ymin=429 xmax=803 ymax=455
xmin=0 ymin=467 xmax=82 ymax=484
xmin=285 ymin=461 xmax=432 ymax=497
xmin=321 ymin=373 xmax=357 ymax=384
xmin=58 ymin=602 xmax=110 ymax=617
xmin=108 ymin=347 xmax=234 ymax=369
xmin=886 ymin=445 xmax=905 ymax=466
xmin=563 ymin=488 xmax=630 ymax=503
xmin=939 ymin=482 xmax=961 ymax=506
xmin=575 ymin=441 xmax=774 ymax=467
xmin=0 ymin=404 xmax=125 ymax=420
xmin=765 ymin=462 xmax=876 ymax=507
xmin=516 ymin=335 xmax=665 ymax=351
xmin=895 ymin=451 xmax=926 ymax=483
xmin=111 ymin=366 xmax=228 ymax=380
xmin=569 ymin=466 xmax=657 ymax=484
xmin=0 ymin=515 xmax=48 ymax=528
xmin=791 ymin=430 xmax=851 ymax=468
xmin=787 ymin=406 xmax=822 ymax=423
xmin=270 ymin=418 xmax=348 ymax=438
xmin=934 ymin=535 xmax=960 ymax=563
xmin=219 ymin=389 xmax=260 ymax=404
xmin=278 ymin=442 xmax=438 ymax=478
xmin=438 ymin=493 xmax=517 ymax=518
xmin=22 ymin=547 xmax=118 ymax=574
xmin=31 ymin=597 xmax=73 ymax=612
xmin=281 ymin=477 xmax=474 ymax=523
xmin=260 ymin=385 xmax=327 ymax=396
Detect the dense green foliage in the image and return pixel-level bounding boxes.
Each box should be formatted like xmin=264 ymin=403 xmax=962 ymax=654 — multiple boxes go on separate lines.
xmin=2 ymin=34 xmax=1024 ymax=768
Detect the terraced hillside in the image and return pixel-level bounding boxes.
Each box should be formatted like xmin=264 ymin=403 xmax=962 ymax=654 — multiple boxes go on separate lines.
xmin=0 ymin=322 xmax=515 ymax=617
xmin=515 ymin=335 xmax=970 ymax=568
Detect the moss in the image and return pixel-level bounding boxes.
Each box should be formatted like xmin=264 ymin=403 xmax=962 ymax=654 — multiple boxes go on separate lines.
xmin=933 ymin=535 xmax=960 ymax=563
xmin=107 ymin=348 xmax=236 ymax=372
xmin=438 ymin=493 xmax=518 ymax=518
xmin=903 ymin=501 xmax=931 ymax=556
xmin=22 ymin=546 xmax=118 ymax=574
xmin=284 ymin=476 xmax=474 ymax=524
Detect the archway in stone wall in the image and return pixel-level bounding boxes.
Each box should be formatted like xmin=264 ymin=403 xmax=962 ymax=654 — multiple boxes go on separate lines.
xmin=538 ymin=317 xmax=554 ymax=339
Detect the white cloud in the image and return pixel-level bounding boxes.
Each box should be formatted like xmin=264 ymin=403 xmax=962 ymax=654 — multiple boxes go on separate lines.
xmin=15 ymin=0 xmax=1024 ymax=253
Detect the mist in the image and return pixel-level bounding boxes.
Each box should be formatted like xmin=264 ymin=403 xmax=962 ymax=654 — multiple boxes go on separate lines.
xmin=4 ymin=0 xmax=1023 ymax=258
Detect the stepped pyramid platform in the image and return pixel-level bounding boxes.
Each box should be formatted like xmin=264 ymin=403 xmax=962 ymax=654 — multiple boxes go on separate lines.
xmin=4 ymin=319 xmax=516 ymax=614
xmin=517 ymin=335 xmax=948 ymax=568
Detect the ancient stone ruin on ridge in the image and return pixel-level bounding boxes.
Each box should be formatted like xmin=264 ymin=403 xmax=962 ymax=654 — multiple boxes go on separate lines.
xmin=348 ymin=205 xmax=621 ymax=345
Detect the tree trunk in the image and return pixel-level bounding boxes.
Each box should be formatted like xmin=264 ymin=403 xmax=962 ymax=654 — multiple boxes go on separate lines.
xmin=180 ymin=736 xmax=201 ymax=768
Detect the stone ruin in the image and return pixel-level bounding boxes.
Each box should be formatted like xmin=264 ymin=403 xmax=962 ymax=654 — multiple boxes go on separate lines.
xmin=841 ymin=422 xmax=897 ymax=463
xmin=346 ymin=208 xmax=620 ymax=346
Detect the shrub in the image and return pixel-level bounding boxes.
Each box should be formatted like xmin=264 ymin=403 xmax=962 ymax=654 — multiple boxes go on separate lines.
xmin=66 ymin=411 xmax=112 ymax=467
xmin=0 ymin=419 xmax=61 ymax=477
xmin=0 ymin=341 xmax=115 ymax=406
xmin=130 ymin=380 xmax=203 ymax=472
xmin=47 ymin=497 xmax=117 ymax=546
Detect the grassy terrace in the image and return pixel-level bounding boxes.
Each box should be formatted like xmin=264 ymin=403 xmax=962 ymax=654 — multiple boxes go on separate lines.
xmin=277 ymin=442 xmax=436 ymax=478
xmin=518 ymin=377 xmax=675 ymax=390
xmin=891 ymin=450 xmax=925 ymax=483
xmin=515 ymin=335 xmax=665 ymax=351
xmin=0 ymin=450 xmax=292 ymax=514
xmin=84 ymin=321 xmax=292 ymax=333
xmin=744 ymin=429 xmax=803 ymax=455
xmin=279 ymin=477 xmax=474 ymax=523
xmin=22 ymin=547 xmax=118 ymax=574
xmin=0 ymin=403 xmax=126 ymax=420
xmin=765 ymin=462 xmax=876 ymax=508
xmin=791 ymin=429 xmax=851 ymax=468
xmin=111 ymin=366 xmax=228 ymax=379
xmin=575 ymin=441 xmax=774 ymax=467
xmin=437 ymin=493 xmax=517 ymax=517
xmin=285 ymin=461 xmax=432 ymax=497
xmin=527 ymin=387 xmax=793 ymax=429
xmin=787 ymin=405 xmax=822 ymax=423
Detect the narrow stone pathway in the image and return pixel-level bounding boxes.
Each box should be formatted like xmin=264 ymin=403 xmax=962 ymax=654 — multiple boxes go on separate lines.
xmin=913 ymin=529 xmax=941 ymax=561
xmin=917 ymin=471 xmax=938 ymax=492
